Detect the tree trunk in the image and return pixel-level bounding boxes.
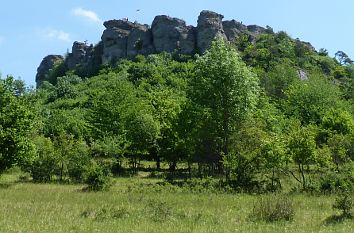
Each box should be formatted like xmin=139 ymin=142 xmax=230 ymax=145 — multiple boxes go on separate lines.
xmin=299 ymin=163 xmax=306 ymax=189
xmin=156 ymin=156 xmax=161 ymax=170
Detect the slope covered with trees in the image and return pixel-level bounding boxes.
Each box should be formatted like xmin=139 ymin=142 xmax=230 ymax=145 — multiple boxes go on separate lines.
xmin=1 ymin=28 xmax=354 ymax=194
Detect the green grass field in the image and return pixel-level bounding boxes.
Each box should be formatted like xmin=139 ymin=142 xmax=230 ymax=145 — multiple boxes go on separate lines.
xmin=0 ymin=172 xmax=353 ymax=233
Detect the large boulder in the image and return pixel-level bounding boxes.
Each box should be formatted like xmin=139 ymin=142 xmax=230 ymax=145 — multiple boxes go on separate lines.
xmin=36 ymin=55 xmax=64 ymax=87
xmin=151 ymin=15 xmax=196 ymax=54
xmin=222 ymin=20 xmax=247 ymax=41
xmin=197 ymin=10 xmax=226 ymax=54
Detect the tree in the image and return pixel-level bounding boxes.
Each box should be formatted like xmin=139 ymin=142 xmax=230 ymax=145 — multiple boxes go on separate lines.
xmin=319 ymin=48 xmax=329 ymax=56
xmin=335 ymin=51 xmax=353 ymax=66
xmin=287 ymin=123 xmax=318 ymax=189
xmin=125 ymin=113 xmax=160 ymax=170
xmin=0 ymin=76 xmax=34 ymax=173
xmin=284 ymin=74 xmax=343 ymax=125
xmin=189 ymin=39 xmax=259 ymax=168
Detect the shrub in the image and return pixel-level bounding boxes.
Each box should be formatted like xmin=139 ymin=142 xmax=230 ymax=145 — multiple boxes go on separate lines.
xmin=320 ymin=170 xmax=354 ymax=193
xmin=29 ymin=136 xmax=57 ymax=182
xmin=251 ymin=195 xmax=295 ymax=222
xmin=333 ymin=192 xmax=353 ymax=217
xmin=144 ymin=200 xmax=184 ymax=222
xmin=66 ymin=140 xmax=90 ymax=182
xmin=84 ymin=162 xmax=112 ymax=191
xmin=81 ymin=205 xmax=129 ymax=221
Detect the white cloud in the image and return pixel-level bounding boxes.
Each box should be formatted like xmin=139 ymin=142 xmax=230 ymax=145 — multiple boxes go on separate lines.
xmin=72 ymin=7 xmax=102 ymax=23
xmin=39 ymin=28 xmax=72 ymax=42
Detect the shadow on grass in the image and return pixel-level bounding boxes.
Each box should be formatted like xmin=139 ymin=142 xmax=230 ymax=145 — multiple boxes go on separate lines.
xmin=324 ymin=214 xmax=353 ymax=225
xmin=0 ymin=183 xmax=15 ymax=189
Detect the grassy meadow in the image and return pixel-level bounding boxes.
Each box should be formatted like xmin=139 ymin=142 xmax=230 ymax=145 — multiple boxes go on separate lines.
xmin=0 ymin=171 xmax=353 ymax=233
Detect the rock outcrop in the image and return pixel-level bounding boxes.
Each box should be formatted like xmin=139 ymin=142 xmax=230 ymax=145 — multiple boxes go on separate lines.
xmin=127 ymin=23 xmax=154 ymax=58
xmin=66 ymin=41 xmax=94 ymax=70
xmin=151 ymin=15 xmax=195 ymax=54
xmin=36 ymin=10 xmax=274 ymax=86
xmin=197 ymin=10 xmax=226 ymax=54
xmin=36 ymin=55 xmax=64 ymax=87
xmin=101 ymin=19 xmax=133 ymax=64
xmin=101 ymin=20 xmax=155 ymax=63
xmin=222 ymin=20 xmax=247 ymax=41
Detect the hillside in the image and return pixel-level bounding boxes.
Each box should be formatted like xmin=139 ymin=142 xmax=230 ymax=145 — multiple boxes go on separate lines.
xmin=1 ymin=9 xmax=354 ymax=198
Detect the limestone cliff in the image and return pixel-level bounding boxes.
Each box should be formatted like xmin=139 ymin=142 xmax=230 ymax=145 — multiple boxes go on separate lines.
xmin=36 ymin=10 xmax=267 ymax=86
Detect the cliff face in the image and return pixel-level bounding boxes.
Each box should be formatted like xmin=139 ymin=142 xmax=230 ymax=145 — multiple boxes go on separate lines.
xmin=36 ymin=10 xmax=266 ymax=86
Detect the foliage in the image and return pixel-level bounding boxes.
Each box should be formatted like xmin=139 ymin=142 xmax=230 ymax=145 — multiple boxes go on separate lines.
xmin=286 ymin=123 xmax=318 ymax=189
xmin=189 ymin=39 xmax=259 ymax=167
xmin=84 ymin=161 xmax=112 ymax=191
xmin=0 ymin=76 xmax=35 ymax=174
xmin=284 ymin=74 xmax=343 ymax=125
xmin=2 ymin=29 xmax=354 ymax=197
xmin=27 ymin=134 xmax=91 ymax=183
xmin=333 ymin=191 xmax=353 ymax=217
xmin=29 ymin=136 xmax=57 ymax=182
xmin=320 ymin=170 xmax=354 ymax=193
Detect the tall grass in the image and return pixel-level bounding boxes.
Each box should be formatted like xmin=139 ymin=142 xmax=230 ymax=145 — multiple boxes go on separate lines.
xmin=0 ymin=173 xmax=353 ymax=233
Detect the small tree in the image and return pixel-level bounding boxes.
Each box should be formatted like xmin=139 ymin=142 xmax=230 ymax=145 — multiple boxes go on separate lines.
xmin=333 ymin=191 xmax=353 ymax=218
xmin=125 ymin=113 xmax=160 ymax=170
xmin=287 ymin=123 xmax=317 ymax=189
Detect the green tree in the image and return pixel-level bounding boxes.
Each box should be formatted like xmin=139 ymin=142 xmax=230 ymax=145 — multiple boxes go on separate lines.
xmin=0 ymin=76 xmax=34 ymax=173
xmin=335 ymin=51 xmax=353 ymax=66
xmin=125 ymin=113 xmax=160 ymax=170
xmin=189 ymin=39 xmax=259 ymax=168
xmin=284 ymin=74 xmax=343 ymax=125
xmin=287 ymin=123 xmax=318 ymax=189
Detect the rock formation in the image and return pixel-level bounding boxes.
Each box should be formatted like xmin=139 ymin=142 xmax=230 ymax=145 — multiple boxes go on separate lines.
xmin=151 ymin=15 xmax=195 ymax=54
xmin=222 ymin=20 xmax=247 ymax=41
xmin=197 ymin=10 xmax=226 ymax=54
xmin=127 ymin=23 xmax=154 ymax=58
xmin=36 ymin=10 xmax=273 ymax=86
xmin=36 ymin=55 xmax=64 ymax=86
xmin=66 ymin=41 xmax=94 ymax=70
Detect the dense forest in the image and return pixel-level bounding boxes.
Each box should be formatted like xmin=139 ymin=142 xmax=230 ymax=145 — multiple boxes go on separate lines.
xmin=1 ymin=29 xmax=354 ymax=198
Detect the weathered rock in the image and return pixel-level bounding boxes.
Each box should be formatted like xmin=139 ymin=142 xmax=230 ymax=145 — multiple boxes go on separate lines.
xmin=101 ymin=19 xmax=134 ymax=64
xmin=197 ymin=10 xmax=226 ymax=54
xmin=66 ymin=41 xmax=94 ymax=70
xmin=37 ymin=10 xmax=276 ymax=86
xmin=127 ymin=23 xmax=155 ymax=58
xmin=247 ymin=25 xmax=266 ymax=35
xmin=151 ymin=15 xmax=195 ymax=54
xmin=222 ymin=20 xmax=247 ymax=41
xmin=36 ymin=55 xmax=64 ymax=87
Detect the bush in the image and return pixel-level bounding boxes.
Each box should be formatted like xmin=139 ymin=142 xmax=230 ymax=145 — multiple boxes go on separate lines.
xmin=84 ymin=162 xmax=112 ymax=191
xmin=251 ymin=195 xmax=295 ymax=222
xmin=29 ymin=136 xmax=57 ymax=182
xmin=320 ymin=171 xmax=354 ymax=193
xmin=66 ymin=140 xmax=90 ymax=182
xmin=333 ymin=192 xmax=353 ymax=217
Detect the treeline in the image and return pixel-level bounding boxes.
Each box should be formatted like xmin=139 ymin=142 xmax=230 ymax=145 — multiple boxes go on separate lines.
xmin=1 ymin=31 xmax=354 ymax=192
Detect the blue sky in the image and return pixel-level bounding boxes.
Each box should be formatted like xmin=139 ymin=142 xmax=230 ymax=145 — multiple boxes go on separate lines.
xmin=0 ymin=0 xmax=353 ymax=86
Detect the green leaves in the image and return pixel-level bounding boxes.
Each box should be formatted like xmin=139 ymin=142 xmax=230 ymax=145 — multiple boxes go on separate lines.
xmin=284 ymin=74 xmax=343 ymax=125
xmin=0 ymin=76 xmax=34 ymax=173
xmin=189 ymin=39 xmax=259 ymax=163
